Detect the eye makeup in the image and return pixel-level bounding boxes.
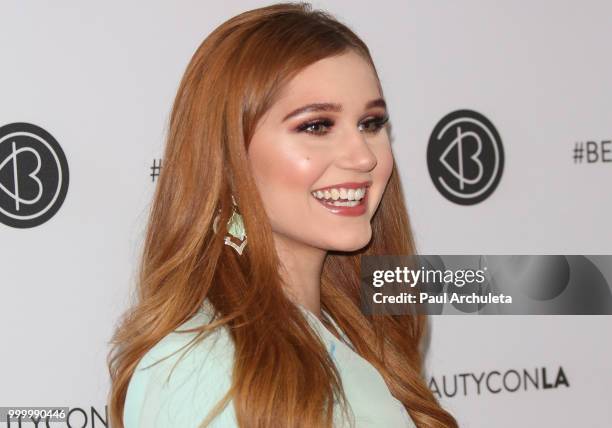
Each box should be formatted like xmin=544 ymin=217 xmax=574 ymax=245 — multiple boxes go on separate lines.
xmin=295 ymin=114 xmax=389 ymax=137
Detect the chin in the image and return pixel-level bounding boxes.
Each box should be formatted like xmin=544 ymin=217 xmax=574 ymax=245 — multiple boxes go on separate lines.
xmin=325 ymin=230 xmax=372 ymax=253
xmin=332 ymin=242 xmax=369 ymax=253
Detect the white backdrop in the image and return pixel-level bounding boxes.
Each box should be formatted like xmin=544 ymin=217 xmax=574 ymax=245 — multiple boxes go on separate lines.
xmin=1 ymin=1 xmax=611 ymax=427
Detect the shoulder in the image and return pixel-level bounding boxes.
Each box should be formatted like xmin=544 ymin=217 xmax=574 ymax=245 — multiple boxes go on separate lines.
xmin=123 ymin=309 xmax=238 ymax=428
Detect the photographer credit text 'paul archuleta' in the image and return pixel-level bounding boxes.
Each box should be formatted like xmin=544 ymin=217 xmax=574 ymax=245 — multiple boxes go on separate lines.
xmin=370 ymin=266 xmax=513 ymax=305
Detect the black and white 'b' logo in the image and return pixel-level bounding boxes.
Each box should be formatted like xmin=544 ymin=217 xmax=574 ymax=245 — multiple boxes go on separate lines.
xmin=0 ymin=122 xmax=69 ymax=228
xmin=427 ymin=110 xmax=504 ymax=205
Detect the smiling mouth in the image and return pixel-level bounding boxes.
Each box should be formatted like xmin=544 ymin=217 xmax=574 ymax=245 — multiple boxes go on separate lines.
xmin=310 ymin=182 xmax=370 ymax=207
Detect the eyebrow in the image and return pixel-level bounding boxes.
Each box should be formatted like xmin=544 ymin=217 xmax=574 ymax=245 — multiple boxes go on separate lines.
xmin=281 ymin=98 xmax=387 ymax=122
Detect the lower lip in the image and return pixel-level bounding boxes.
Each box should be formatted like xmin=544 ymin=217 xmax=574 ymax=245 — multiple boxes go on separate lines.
xmin=312 ymin=190 xmax=368 ymax=216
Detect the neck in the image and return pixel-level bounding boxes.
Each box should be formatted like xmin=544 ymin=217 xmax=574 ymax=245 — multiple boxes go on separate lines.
xmin=273 ymin=231 xmax=326 ymax=319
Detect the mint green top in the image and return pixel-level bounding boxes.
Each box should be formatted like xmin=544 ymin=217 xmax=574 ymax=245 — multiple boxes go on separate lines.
xmin=123 ymin=300 xmax=416 ymax=427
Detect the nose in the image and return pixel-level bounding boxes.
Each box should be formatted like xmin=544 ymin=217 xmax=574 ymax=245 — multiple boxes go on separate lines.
xmin=335 ymin=128 xmax=378 ymax=172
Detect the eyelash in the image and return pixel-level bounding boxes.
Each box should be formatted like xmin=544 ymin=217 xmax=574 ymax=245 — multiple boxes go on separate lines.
xmin=296 ymin=114 xmax=390 ymax=137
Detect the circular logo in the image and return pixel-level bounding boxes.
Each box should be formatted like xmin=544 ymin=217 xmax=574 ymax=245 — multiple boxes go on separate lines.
xmin=0 ymin=122 xmax=69 ymax=228
xmin=427 ymin=109 xmax=504 ymax=205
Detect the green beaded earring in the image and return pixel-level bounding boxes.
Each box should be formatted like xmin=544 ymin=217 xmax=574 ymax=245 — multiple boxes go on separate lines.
xmin=213 ymin=195 xmax=247 ymax=255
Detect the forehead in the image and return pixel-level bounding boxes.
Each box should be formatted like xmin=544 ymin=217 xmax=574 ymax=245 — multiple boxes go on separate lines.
xmin=272 ymin=51 xmax=381 ymax=113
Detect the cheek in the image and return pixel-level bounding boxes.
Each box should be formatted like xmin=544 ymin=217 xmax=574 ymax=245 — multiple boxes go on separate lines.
xmin=372 ymin=143 xmax=394 ymax=185
xmin=369 ymin=143 xmax=394 ymax=208
xmin=248 ymin=140 xmax=328 ymax=216
xmin=251 ymin=146 xmax=318 ymax=191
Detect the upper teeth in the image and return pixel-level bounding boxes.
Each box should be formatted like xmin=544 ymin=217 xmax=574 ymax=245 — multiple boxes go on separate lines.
xmin=311 ymin=187 xmax=367 ymax=201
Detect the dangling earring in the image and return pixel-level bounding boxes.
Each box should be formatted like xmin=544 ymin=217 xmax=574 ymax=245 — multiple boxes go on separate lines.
xmin=213 ymin=195 xmax=247 ymax=255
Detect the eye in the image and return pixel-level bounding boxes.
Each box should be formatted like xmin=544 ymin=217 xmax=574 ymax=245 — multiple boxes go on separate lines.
xmin=296 ymin=118 xmax=334 ymax=136
xmin=295 ymin=114 xmax=390 ymax=137
xmin=359 ymin=114 xmax=390 ymax=134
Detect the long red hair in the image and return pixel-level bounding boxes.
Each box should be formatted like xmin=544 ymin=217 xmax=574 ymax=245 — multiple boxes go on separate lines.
xmin=107 ymin=2 xmax=458 ymax=427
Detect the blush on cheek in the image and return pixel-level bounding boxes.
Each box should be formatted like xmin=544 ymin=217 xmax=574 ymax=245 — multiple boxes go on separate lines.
xmin=269 ymin=153 xmax=322 ymax=193
xmin=253 ymin=158 xmax=321 ymax=221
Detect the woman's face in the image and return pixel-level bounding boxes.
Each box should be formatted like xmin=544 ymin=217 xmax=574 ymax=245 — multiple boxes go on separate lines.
xmin=247 ymin=50 xmax=394 ymax=252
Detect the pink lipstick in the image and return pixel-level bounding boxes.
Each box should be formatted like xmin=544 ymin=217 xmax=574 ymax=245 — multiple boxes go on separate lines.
xmin=310 ymin=180 xmax=371 ymax=216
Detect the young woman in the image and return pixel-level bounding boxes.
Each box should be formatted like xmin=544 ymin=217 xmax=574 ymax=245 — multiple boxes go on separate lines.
xmin=107 ymin=2 xmax=458 ymax=427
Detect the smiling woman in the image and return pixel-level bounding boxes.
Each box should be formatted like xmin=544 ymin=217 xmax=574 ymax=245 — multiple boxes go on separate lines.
xmin=107 ymin=2 xmax=458 ymax=428
xmin=247 ymin=51 xmax=393 ymax=257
